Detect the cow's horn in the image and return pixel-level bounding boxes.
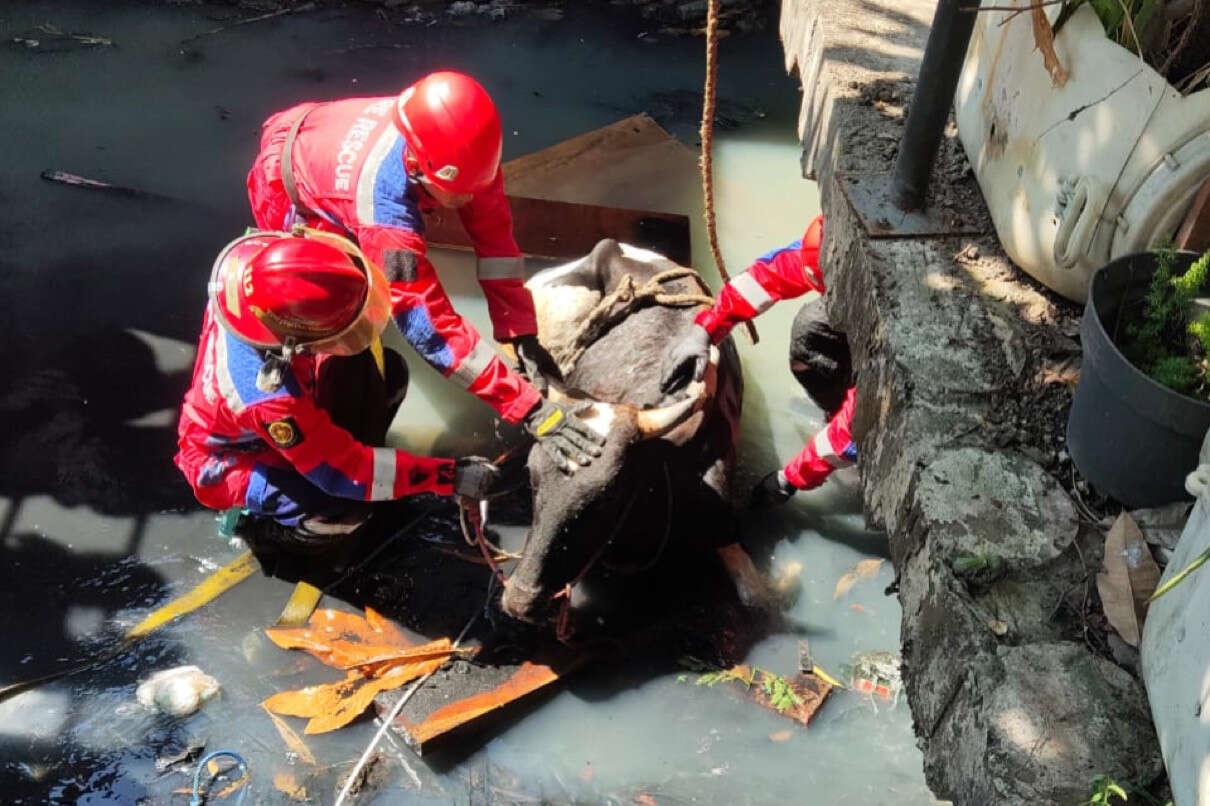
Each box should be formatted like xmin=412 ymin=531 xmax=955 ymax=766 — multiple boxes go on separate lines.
xmin=544 ymin=385 xmax=573 ymax=405
xmin=634 ymin=379 xmax=705 ymax=439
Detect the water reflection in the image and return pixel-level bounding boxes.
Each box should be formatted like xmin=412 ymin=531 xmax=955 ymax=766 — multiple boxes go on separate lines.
xmin=0 ymin=1 xmax=937 ymax=802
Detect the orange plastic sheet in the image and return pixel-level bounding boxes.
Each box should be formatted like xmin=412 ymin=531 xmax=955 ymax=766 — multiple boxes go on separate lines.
xmin=263 ymin=607 xmax=455 ymax=735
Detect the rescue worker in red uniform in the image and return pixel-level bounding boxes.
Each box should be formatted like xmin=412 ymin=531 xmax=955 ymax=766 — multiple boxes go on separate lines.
xmin=175 ymin=228 xmax=503 ymax=541
xmin=245 ymin=70 xmax=602 ymax=473
xmin=660 ymin=215 xmax=857 ymax=507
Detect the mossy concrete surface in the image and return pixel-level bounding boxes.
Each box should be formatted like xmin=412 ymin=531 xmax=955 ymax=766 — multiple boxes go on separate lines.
xmin=779 ymin=0 xmax=1164 ymax=802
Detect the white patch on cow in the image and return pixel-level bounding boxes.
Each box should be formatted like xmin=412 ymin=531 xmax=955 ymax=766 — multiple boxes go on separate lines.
xmin=616 ymin=243 xmax=667 ymax=264
xmin=525 ymin=254 xmax=593 ymax=291
xmin=530 ymin=284 xmax=601 ymax=352
xmin=575 ymin=403 xmax=616 ymax=439
xmin=528 ymin=242 xmax=676 ymax=354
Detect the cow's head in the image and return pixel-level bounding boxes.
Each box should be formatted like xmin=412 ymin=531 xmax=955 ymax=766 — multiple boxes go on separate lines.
xmin=499 ymin=353 xmax=718 ymax=624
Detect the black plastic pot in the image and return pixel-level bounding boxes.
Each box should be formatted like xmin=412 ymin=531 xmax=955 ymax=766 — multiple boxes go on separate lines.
xmin=1067 ymin=251 xmax=1210 ymax=507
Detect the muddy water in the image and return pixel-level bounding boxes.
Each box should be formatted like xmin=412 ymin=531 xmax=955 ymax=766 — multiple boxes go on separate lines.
xmin=0 ymin=2 xmax=938 ymax=803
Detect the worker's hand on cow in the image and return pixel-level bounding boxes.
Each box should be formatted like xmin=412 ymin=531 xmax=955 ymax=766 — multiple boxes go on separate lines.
xmin=523 ymin=397 xmax=605 ymax=472
xmin=509 ymin=334 xmax=562 ymax=394
xmin=453 ymin=457 xmax=502 ymax=500
xmin=749 ymin=469 xmax=799 ymax=510
xmin=659 ymin=324 xmax=712 ymax=395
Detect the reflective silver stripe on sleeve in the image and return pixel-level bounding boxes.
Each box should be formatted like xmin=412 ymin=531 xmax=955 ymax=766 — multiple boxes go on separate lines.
xmin=370 ymin=448 xmax=397 ymax=500
xmin=355 ymin=127 xmax=401 ymax=225
xmin=729 ymin=272 xmax=775 ymax=314
xmin=813 ymin=428 xmax=853 ymax=469
xmin=477 ymin=256 xmax=526 ymax=281
xmin=448 ymin=339 xmax=498 ymax=388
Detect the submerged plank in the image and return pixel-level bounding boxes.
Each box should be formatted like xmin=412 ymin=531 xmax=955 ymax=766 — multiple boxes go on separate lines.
xmin=423 ymin=196 xmax=691 ymax=266
xmin=423 ymin=114 xmax=699 ymax=266
xmin=373 ymin=646 xmax=590 ymax=754
xmin=749 ymin=670 xmax=832 ymax=726
xmin=501 ymin=114 xmax=700 ymax=214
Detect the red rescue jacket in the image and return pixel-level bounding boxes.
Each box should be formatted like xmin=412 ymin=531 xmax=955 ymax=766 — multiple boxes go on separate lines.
xmin=246 ymin=97 xmax=540 ymax=425
xmin=174 ymin=309 xmax=455 ymax=512
xmin=694 ymin=216 xmax=857 ymax=490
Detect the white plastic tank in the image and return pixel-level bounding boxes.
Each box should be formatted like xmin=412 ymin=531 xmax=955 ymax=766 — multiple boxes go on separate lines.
xmin=954 ymin=4 xmax=1210 ymax=302
xmin=1140 ymin=430 xmax=1210 ymax=806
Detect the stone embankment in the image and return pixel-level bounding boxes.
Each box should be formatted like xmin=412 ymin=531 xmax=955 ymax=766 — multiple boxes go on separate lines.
xmin=780 ymin=1 xmax=1163 ymax=803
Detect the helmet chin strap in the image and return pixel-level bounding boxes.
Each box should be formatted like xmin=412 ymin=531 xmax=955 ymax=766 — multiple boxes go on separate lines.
xmin=257 ymin=337 xmax=299 ymax=393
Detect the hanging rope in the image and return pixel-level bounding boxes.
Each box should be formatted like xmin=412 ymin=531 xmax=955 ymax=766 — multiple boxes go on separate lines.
xmin=700 ymin=0 xmax=759 ymax=345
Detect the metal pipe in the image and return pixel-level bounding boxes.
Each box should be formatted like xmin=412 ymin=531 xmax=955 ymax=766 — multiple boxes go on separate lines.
xmin=890 ymin=0 xmax=978 ymax=211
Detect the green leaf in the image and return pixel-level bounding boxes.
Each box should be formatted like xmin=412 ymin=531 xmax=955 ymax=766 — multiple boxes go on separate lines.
xmin=1150 ymin=545 xmax=1210 ymax=601
xmin=1089 ymin=0 xmax=1125 ymax=34
xmin=1131 ymin=0 xmax=1160 ymax=47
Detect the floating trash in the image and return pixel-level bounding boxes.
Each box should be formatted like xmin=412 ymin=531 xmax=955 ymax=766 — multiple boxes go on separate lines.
xmin=136 ymin=665 xmax=220 ymax=716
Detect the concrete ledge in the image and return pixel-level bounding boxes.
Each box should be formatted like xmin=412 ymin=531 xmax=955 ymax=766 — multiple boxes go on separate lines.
xmin=781 ymin=1 xmax=1163 ymax=803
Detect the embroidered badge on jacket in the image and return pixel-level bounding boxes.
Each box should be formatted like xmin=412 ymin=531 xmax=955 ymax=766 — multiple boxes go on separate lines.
xmin=266 ymin=417 xmax=303 ymax=448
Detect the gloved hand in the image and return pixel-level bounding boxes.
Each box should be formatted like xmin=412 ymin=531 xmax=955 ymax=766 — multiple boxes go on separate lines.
xmin=659 ymin=324 xmax=712 ymax=395
xmin=510 ymin=334 xmax=562 ymax=394
xmin=749 ymin=469 xmax=799 ymax=510
xmin=453 ymin=457 xmax=501 ymax=500
xmin=523 ymin=397 xmax=605 ymax=472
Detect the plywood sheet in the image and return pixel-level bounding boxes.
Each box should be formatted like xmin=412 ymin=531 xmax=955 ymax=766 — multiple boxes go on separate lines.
xmin=424 ymin=196 xmax=690 ymax=266
xmin=501 ymin=114 xmax=700 ymax=214
xmin=424 ymin=113 xmax=700 ymax=266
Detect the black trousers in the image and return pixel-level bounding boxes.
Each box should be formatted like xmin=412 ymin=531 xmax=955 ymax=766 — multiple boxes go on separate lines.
xmin=315 ymin=346 xmax=409 ymax=447
xmin=788 ymin=297 xmax=852 ymax=419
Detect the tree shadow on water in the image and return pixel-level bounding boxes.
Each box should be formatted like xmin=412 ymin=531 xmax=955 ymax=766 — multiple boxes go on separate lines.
xmin=0 ymin=326 xmax=196 ymax=522
xmin=0 ymin=529 xmax=189 ymax=805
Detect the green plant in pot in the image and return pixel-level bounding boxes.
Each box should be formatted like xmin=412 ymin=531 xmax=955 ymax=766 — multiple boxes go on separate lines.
xmin=1121 ymin=248 xmax=1210 ymax=399
xmin=1066 ymin=247 xmax=1210 ymax=507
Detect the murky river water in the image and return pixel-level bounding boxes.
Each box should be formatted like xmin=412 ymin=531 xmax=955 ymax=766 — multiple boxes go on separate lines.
xmin=0 ymin=2 xmax=939 ymax=803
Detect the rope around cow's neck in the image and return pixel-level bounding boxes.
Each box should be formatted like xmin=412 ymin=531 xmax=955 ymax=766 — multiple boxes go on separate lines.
xmin=551 ymin=268 xmax=716 ymax=375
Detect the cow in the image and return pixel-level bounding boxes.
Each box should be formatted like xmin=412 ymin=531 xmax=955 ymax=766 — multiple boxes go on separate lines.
xmin=498 ymin=239 xmax=775 ymax=629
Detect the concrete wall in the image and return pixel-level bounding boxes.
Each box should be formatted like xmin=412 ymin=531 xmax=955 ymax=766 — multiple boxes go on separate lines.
xmin=780 ymin=0 xmax=1164 ymax=802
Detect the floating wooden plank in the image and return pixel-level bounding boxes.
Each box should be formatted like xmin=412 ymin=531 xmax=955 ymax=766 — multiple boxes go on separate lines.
xmin=700 ymin=665 xmax=833 ymax=726
xmin=500 ymin=114 xmax=698 ymax=212
xmin=423 ymin=114 xmax=700 ymax=267
xmin=752 ymin=671 xmax=832 ymax=726
xmin=273 ymin=580 xmax=323 ymax=628
xmin=373 ymin=647 xmax=591 ymax=755
xmin=423 ymin=196 xmax=691 ymax=266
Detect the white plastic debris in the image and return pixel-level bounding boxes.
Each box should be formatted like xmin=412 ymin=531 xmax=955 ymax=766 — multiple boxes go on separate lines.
xmin=136 ymin=666 xmax=220 ymax=716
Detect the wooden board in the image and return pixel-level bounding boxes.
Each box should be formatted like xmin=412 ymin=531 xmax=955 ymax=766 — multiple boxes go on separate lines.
xmin=373 ymin=645 xmax=591 ymax=755
xmin=500 ymin=114 xmax=699 ymax=211
xmin=423 ymin=114 xmax=700 ymax=267
xmin=750 ymin=671 xmax=832 ymax=725
xmin=423 ymin=195 xmax=691 ymax=266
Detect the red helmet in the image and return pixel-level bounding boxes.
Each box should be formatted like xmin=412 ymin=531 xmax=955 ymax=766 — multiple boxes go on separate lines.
xmin=209 ymin=228 xmax=390 ymax=357
xmin=394 ymin=71 xmax=503 ymax=195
